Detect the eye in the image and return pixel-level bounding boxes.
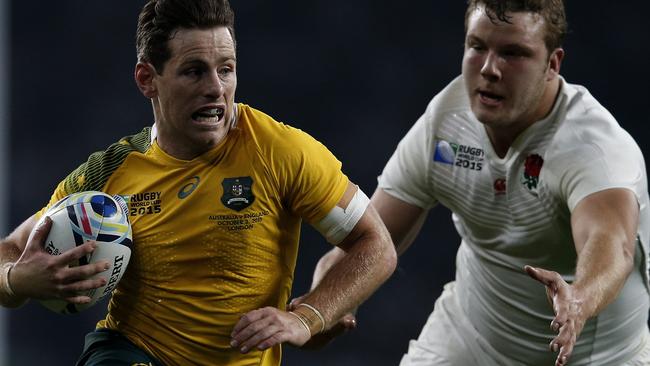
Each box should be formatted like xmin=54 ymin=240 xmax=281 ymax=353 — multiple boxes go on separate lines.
xmin=502 ymin=50 xmax=520 ymax=57
xmin=184 ymin=68 xmax=204 ymax=77
xmin=218 ymin=66 xmax=234 ymax=76
xmin=500 ymin=48 xmax=531 ymax=59
xmin=467 ymin=43 xmax=485 ymax=52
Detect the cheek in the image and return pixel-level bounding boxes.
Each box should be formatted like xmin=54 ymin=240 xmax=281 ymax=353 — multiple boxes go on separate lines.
xmin=227 ymin=75 xmax=237 ymax=95
xmin=462 ymin=54 xmax=483 ymax=75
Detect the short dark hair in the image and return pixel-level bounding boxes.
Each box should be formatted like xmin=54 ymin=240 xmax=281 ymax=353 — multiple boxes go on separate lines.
xmin=136 ymin=0 xmax=236 ymax=74
xmin=465 ymin=0 xmax=567 ymax=52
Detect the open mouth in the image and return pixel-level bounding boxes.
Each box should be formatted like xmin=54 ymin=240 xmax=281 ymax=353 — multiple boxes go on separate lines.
xmin=478 ymin=90 xmax=504 ymax=104
xmin=191 ymin=107 xmax=225 ymax=122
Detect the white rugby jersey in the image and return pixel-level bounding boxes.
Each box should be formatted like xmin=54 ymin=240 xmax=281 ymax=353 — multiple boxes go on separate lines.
xmin=379 ymin=76 xmax=650 ymax=365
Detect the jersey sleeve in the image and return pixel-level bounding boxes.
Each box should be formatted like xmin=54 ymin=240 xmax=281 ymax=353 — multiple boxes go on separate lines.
xmin=377 ymin=102 xmax=438 ymax=209
xmin=35 ymin=152 xmax=107 ymax=219
xmin=264 ymin=125 xmax=349 ymax=225
xmin=36 ymin=128 xmax=151 ymax=217
xmin=544 ymin=114 xmax=647 ymax=212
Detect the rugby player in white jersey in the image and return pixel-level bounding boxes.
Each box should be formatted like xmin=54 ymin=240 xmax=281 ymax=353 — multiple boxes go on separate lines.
xmin=308 ymin=0 xmax=650 ymax=365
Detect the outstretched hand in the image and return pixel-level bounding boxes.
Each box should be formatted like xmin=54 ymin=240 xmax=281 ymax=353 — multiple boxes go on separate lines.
xmin=10 ymin=216 xmax=110 ymax=304
xmin=525 ymin=265 xmax=588 ymax=366
xmin=287 ymin=296 xmax=357 ymax=350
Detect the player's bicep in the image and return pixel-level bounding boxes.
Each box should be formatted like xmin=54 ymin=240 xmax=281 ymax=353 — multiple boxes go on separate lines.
xmin=312 ymin=181 xmax=371 ymax=246
xmin=372 ymin=188 xmax=426 ymax=255
xmin=571 ymin=188 xmax=638 ymax=255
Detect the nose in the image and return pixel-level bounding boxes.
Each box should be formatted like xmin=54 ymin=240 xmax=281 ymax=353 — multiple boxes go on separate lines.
xmin=204 ymin=70 xmax=224 ymax=98
xmin=480 ymin=51 xmax=501 ymax=82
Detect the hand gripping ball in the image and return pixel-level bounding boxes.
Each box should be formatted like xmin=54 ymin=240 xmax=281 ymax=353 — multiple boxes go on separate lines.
xmin=37 ymin=191 xmax=132 ymax=314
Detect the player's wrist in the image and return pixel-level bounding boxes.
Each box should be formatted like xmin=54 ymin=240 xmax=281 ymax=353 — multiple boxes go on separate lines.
xmin=571 ymin=287 xmax=598 ymax=320
xmin=0 ymin=262 xmax=27 ymax=308
xmin=291 ymin=303 xmax=326 ymax=336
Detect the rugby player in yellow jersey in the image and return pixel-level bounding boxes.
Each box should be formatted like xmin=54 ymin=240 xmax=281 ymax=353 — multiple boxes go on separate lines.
xmin=0 ymin=0 xmax=397 ymax=365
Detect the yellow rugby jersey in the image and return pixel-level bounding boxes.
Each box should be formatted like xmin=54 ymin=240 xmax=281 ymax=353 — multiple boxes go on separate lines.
xmin=38 ymin=104 xmax=349 ymax=366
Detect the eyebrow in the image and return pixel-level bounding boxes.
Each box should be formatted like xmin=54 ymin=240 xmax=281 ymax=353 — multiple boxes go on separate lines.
xmin=178 ymin=55 xmax=237 ymax=67
xmin=501 ymin=44 xmax=534 ymax=55
xmin=465 ymin=34 xmax=485 ymax=45
xmin=466 ymin=35 xmax=535 ymax=54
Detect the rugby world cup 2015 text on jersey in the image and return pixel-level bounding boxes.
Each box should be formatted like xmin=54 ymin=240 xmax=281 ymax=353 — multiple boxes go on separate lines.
xmin=433 ymin=138 xmax=484 ymax=171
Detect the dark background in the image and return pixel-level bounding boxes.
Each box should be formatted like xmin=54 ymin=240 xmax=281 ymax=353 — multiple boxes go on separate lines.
xmin=7 ymin=1 xmax=650 ymax=365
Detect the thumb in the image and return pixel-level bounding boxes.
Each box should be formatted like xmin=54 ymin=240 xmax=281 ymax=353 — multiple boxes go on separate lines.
xmin=26 ymin=216 xmax=52 ymax=252
xmin=524 ymin=265 xmax=553 ymax=284
xmin=525 ymin=265 xmax=562 ymax=293
xmin=525 ymin=265 xmax=560 ymax=307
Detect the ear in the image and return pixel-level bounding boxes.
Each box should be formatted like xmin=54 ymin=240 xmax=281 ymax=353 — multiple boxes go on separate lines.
xmin=135 ymin=62 xmax=158 ymax=98
xmin=546 ymin=48 xmax=564 ymax=81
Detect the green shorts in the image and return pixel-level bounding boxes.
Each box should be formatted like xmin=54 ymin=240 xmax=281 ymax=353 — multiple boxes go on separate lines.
xmin=76 ymin=328 xmax=163 ymax=366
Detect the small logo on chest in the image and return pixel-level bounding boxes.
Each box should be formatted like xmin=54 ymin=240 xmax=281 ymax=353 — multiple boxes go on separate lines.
xmin=221 ymin=176 xmax=255 ymax=211
xmin=522 ymin=154 xmax=544 ymax=191
xmin=493 ymin=178 xmax=507 ymax=195
xmin=433 ymin=139 xmax=484 ymax=171
xmin=178 ymin=176 xmax=200 ymax=199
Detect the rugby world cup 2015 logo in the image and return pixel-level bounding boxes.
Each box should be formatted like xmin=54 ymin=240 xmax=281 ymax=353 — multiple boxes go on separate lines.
xmin=433 ymin=140 xmax=458 ymax=165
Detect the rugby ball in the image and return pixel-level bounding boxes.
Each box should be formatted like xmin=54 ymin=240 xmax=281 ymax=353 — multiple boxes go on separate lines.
xmin=37 ymin=191 xmax=132 ymax=314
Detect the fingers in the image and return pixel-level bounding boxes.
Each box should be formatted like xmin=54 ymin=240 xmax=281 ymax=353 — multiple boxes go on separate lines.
xmin=62 ymin=276 xmax=108 ymax=293
xmin=64 ymin=260 xmax=110 ymax=282
xmin=549 ymin=305 xmax=578 ymax=366
xmin=25 ymin=216 xmax=53 ymax=253
xmin=236 ymin=321 xmax=283 ymax=353
xmin=63 ymin=294 xmax=94 ymax=304
xmin=525 ymin=265 xmax=580 ymax=365
xmin=550 ymin=325 xmax=575 ymax=366
xmin=231 ymin=307 xmax=310 ymax=353
xmin=544 ymin=281 xmax=579 ymax=366
xmin=56 ymin=241 xmax=97 ymax=267
xmin=47 ymin=242 xmax=110 ymax=299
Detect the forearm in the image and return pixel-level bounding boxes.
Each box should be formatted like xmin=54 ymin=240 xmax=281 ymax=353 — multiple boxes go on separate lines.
xmin=311 ymin=247 xmax=346 ymax=290
xmin=573 ymin=233 xmax=634 ymax=318
xmin=301 ymin=228 xmax=395 ymax=330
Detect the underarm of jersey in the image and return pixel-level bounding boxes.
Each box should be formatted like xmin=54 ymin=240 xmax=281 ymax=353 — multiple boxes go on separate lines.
xmin=313 ymin=188 xmax=370 ymax=245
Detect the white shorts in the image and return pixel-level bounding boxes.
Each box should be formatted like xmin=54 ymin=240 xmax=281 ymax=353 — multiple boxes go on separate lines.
xmin=399 ymin=282 xmax=650 ymax=366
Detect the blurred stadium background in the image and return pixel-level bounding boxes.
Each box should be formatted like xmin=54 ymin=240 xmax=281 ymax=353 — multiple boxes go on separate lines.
xmin=1 ymin=1 xmax=649 ymax=365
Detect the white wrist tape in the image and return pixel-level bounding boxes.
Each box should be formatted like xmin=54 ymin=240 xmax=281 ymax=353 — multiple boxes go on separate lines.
xmin=1 ymin=262 xmax=16 ymax=297
xmin=313 ymin=187 xmax=370 ymax=245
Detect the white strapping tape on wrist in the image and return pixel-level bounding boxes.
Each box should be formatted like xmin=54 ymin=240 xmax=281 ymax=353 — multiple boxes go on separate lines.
xmin=313 ymin=187 xmax=370 ymax=245
xmin=1 ymin=262 xmax=16 ymax=297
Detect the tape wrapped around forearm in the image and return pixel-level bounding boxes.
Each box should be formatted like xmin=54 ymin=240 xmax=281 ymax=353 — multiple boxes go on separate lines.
xmin=313 ymin=188 xmax=370 ymax=244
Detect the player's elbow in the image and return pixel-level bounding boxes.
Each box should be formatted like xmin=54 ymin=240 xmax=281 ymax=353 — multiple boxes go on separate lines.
xmin=374 ymin=224 xmax=398 ymax=281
